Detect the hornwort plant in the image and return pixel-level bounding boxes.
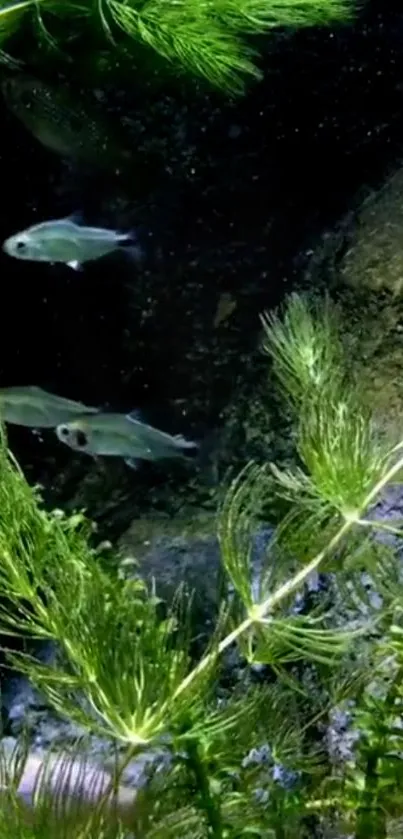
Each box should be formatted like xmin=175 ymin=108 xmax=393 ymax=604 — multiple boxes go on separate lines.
xmin=0 ymin=0 xmax=356 ymax=93
xmin=0 ymin=291 xmax=403 ymax=837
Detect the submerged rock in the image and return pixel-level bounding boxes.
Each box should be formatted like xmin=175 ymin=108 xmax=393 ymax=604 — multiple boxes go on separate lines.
xmin=118 ymin=512 xmax=221 ymax=635
xmin=301 ymin=161 xmax=403 ymax=443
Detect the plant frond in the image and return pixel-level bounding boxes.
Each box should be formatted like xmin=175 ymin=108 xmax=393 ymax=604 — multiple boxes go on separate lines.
xmin=180 ymin=684 xmax=268 ymax=751
xmin=106 ymin=0 xmax=262 ymax=94
xmin=0 ymin=0 xmax=35 ymax=39
xmin=0 ymin=0 xmax=89 ymax=47
xmin=218 ymin=461 xmax=270 ymax=609
xmin=331 ymin=534 xmax=400 ymax=613
xmin=207 ymin=0 xmax=355 ymax=31
xmin=6 ymin=578 xmax=194 ymax=747
xmin=260 ymin=292 xmax=346 ymax=410
xmin=211 ymin=683 xmax=321 ymax=774
xmin=269 ymin=461 xmax=316 ymax=502
xmin=143 ymin=804 xmax=204 ymax=839
xmin=0 ymin=736 xmax=134 ymax=838
xmin=219 ymin=457 xmax=338 ymax=618
xmin=0 ymin=427 xmax=222 ymax=751
xmin=0 ymin=0 xmax=356 ymax=92
xmin=298 ymin=389 xmax=393 ymax=522
xmin=241 ymin=610 xmax=365 ymax=669
xmin=267 ymin=478 xmax=338 ymax=563
xmin=261 ymin=293 xmax=398 ymax=524
xmin=139 ymin=682 xmax=322 ymax=837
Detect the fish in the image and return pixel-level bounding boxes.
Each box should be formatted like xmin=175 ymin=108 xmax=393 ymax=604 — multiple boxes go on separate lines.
xmin=0 ymin=386 xmax=99 ymax=428
xmin=55 ymin=412 xmax=198 ymax=468
xmin=1 ymin=74 xmax=132 ymax=173
xmin=2 ymin=217 xmax=140 ymax=270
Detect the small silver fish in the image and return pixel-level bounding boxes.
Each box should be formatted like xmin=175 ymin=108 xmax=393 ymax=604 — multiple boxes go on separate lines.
xmin=55 ymin=412 xmax=198 ymax=467
xmin=2 ymin=216 xmax=140 ymax=270
xmin=0 ymin=386 xmax=99 ymax=428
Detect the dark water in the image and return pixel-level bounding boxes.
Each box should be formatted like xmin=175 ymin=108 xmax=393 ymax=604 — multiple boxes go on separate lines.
xmin=0 ymin=0 xmax=402 ymax=524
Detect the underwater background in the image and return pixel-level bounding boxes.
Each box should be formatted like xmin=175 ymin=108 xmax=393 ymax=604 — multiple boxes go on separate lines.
xmin=3 ymin=0 xmax=403 ymax=792
xmin=2 ymin=0 xmax=403 ymax=541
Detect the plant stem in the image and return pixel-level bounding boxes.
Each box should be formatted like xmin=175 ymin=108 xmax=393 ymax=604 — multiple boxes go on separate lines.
xmin=355 ymin=664 xmax=403 ymax=839
xmin=0 ymin=0 xmax=36 ymax=19
xmin=185 ymin=738 xmax=224 ymax=839
xmin=355 ymin=750 xmax=386 ymax=839
xmin=357 ymin=518 xmax=403 ymax=538
xmin=172 ymin=451 xmax=403 ymax=702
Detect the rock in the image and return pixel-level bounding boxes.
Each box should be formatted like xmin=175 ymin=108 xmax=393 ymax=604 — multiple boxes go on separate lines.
xmin=118 ymin=512 xmax=224 ymax=643
xmin=339 ymin=168 xmax=403 ymax=296
xmin=300 ymin=161 xmax=403 ymax=443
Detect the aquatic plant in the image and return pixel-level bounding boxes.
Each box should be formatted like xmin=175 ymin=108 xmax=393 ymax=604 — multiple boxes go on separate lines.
xmin=2 ymin=291 xmax=403 ymax=836
xmin=0 ymin=0 xmax=356 ymax=93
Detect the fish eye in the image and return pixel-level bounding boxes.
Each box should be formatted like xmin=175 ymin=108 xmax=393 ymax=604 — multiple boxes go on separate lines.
xmin=75 ymin=429 xmax=88 ymax=448
xmin=15 ymin=240 xmax=27 ymax=251
xmin=59 ymin=425 xmax=70 ymax=437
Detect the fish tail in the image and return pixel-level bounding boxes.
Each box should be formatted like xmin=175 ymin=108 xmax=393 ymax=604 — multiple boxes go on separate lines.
xmin=116 ymin=228 xmax=137 ymax=244
xmin=125 ymin=457 xmax=140 ymax=470
xmin=117 ymin=230 xmax=143 ymax=264
xmin=173 ymin=434 xmax=199 ymax=452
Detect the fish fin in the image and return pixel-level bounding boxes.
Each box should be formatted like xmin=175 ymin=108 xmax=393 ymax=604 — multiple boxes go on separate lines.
xmin=125 ymin=457 xmax=140 ymax=470
xmin=65 ymin=211 xmax=84 ymax=226
xmin=117 ymin=229 xmax=143 ymax=263
xmin=116 ymin=229 xmax=137 ymax=244
xmin=126 ymin=410 xmax=143 ymax=423
xmin=67 ymin=260 xmax=83 ymax=271
xmin=173 ymin=434 xmax=199 ymax=451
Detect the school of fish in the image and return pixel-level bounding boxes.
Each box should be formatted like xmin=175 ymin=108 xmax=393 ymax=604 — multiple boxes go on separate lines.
xmin=0 ymin=72 xmax=199 ymax=835
xmin=0 ymin=387 xmax=198 ymax=468
xmin=0 ymin=72 xmax=198 ymax=467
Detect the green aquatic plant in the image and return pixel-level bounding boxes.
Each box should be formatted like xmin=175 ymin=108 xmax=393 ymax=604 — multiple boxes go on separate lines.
xmin=2 ymin=292 xmax=403 ymax=836
xmin=0 ymin=0 xmax=356 ymax=93
xmin=260 ymin=292 xmax=346 ymax=408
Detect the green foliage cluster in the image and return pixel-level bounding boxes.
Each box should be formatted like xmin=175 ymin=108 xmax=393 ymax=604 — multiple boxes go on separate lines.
xmin=0 ymin=0 xmax=356 ymax=93
xmin=2 ymin=292 xmax=403 ymax=837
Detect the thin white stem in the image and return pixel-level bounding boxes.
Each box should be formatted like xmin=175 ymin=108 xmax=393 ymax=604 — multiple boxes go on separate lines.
xmin=172 ymin=451 xmax=403 ymax=703
xmin=357 ymin=519 xmax=403 ymax=538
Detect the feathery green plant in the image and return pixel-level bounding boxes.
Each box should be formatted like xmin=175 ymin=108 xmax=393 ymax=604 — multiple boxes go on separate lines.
xmin=0 ymin=0 xmax=356 ymax=93
xmin=260 ymin=292 xmax=346 ymax=409
xmin=1 ymin=291 xmax=403 ymax=836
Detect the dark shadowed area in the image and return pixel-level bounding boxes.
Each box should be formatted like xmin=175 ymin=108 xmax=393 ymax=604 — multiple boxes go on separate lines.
xmin=0 ymin=0 xmax=402 ymax=535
